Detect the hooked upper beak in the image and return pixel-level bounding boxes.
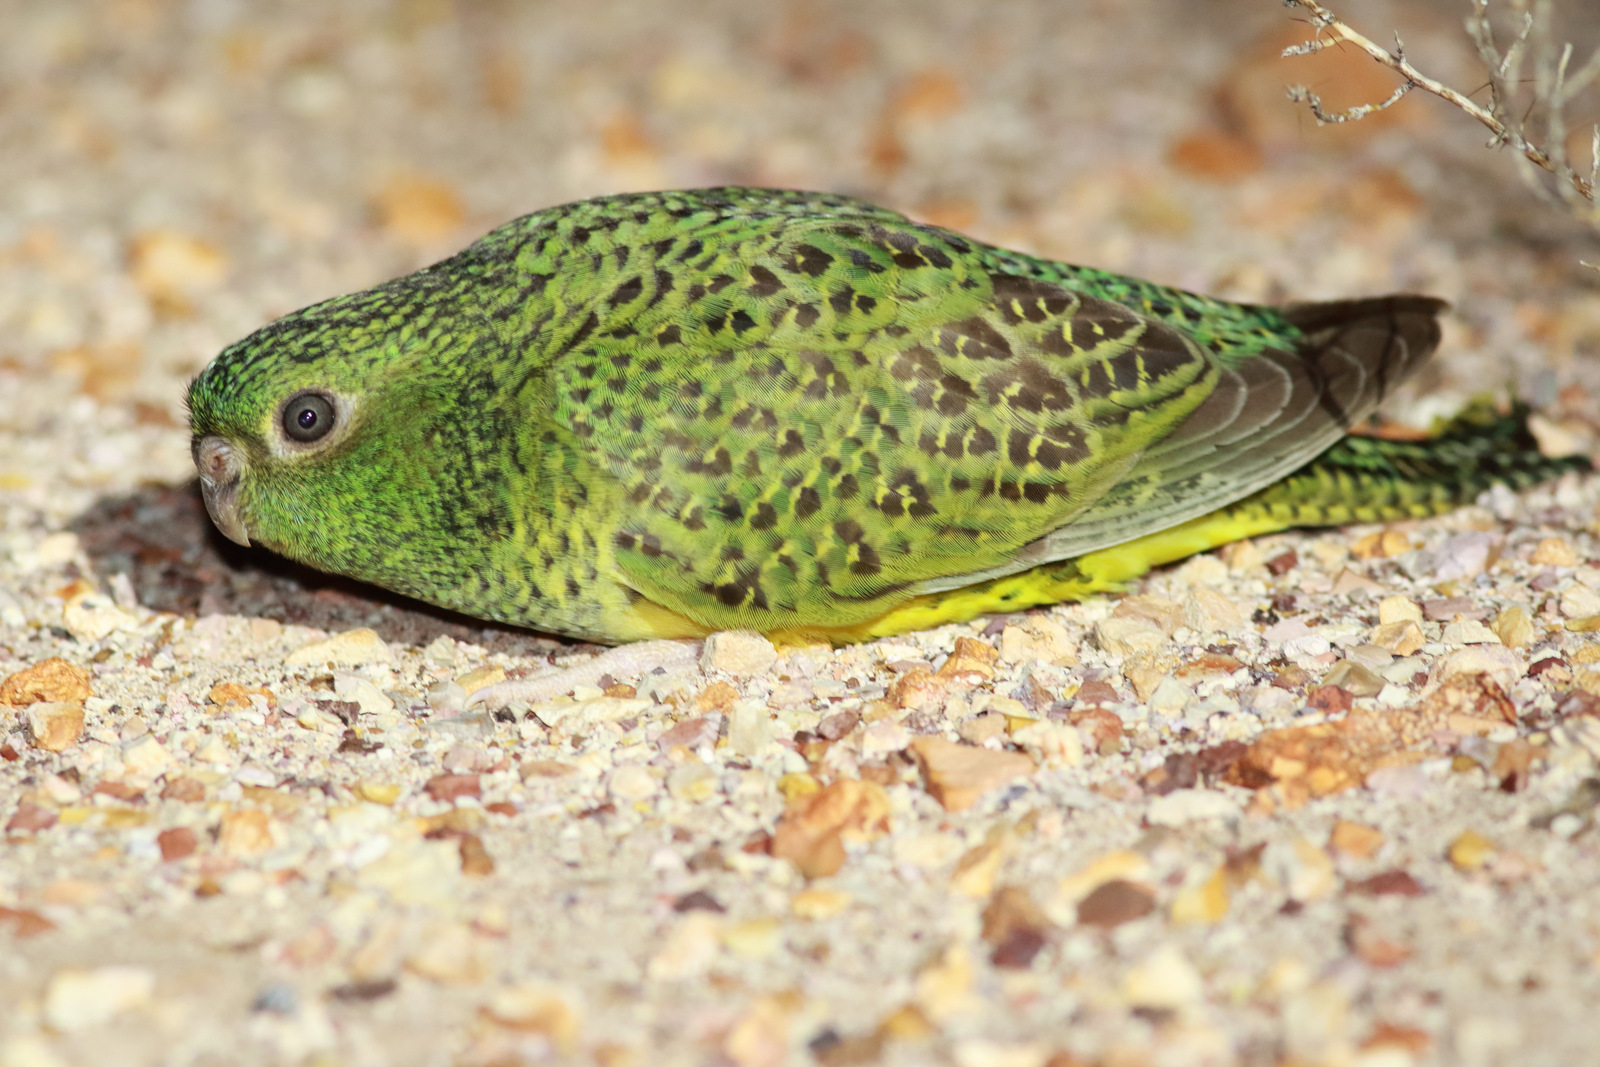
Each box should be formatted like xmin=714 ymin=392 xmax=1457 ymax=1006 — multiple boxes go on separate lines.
xmin=194 ymin=435 xmax=250 ymax=547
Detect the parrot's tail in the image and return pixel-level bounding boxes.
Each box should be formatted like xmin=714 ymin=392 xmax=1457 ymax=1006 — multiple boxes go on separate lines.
xmin=1211 ymin=398 xmax=1590 ymax=528
xmin=801 ymin=401 xmax=1591 ymax=644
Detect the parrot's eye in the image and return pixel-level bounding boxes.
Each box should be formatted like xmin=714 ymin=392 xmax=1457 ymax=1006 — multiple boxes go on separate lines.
xmin=282 ymin=392 xmax=336 ymax=444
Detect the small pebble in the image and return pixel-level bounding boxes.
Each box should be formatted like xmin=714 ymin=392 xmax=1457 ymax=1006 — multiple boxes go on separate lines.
xmin=721 ymin=917 xmax=783 ymax=959
xmin=1320 ymin=660 xmax=1384 ymax=696
xmin=608 ymin=764 xmax=659 ymax=802
xmin=480 ymin=983 xmax=581 ymax=1051
xmin=791 ymin=888 xmax=851 ymax=919
xmin=1011 ymin=720 xmax=1083 ymax=768
xmin=1147 ymin=788 xmax=1241 ymax=826
xmin=43 ymin=966 xmax=155 ymax=1032
xmin=404 ymin=921 xmax=493 ymax=985
xmin=958 ymin=711 xmax=1007 ymax=745
xmin=61 ymin=591 xmax=138 ymax=641
xmin=1076 ymin=879 xmax=1156 ymax=929
xmin=1265 ymin=836 xmax=1336 ymax=901
xmin=336 ymin=674 xmax=396 ymax=716
xmin=1121 ymin=945 xmax=1203 ymax=1010
xmin=1328 ymin=820 xmax=1385 ymax=858
xmin=425 ymin=708 xmax=496 ymax=740
xmin=1377 ymin=596 xmax=1423 ymax=625
xmin=908 ymin=737 xmax=1035 ymax=812
xmin=1448 ymin=829 xmax=1495 ymax=871
xmin=454 ymin=666 xmax=506 ymax=696
xmin=657 ymin=714 xmax=719 ymax=751
xmin=701 ymin=630 xmax=778 ymax=676
xmin=728 ymin=701 xmax=773 ymax=756
xmin=1438 ymin=646 xmax=1520 ymax=688
xmin=1530 ymin=536 xmax=1579 ymax=567
xmin=647 ymin=912 xmax=723 ymax=980
xmin=1093 ymin=617 xmax=1166 ymax=655
xmin=218 ymin=809 xmax=277 ymax=856
xmin=1561 ymin=585 xmax=1600 ymax=618
xmin=121 ymin=734 xmax=172 ymax=781
xmin=1146 ymin=676 xmax=1190 ymax=718
xmin=157 ymin=827 xmax=198 ymax=862
xmin=26 ymin=703 xmax=84 ymax=752
xmin=1441 ymin=619 xmax=1500 ymax=645
xmin=1490 ymin=605 xmax=1537 ymax=647
xmin=938 ymin=637 xmax=999 ymax=681
xmin=1170 ymin=867 xmax=1229 ymax=924
xmin=666 ymin=759 xmax=717 ymax=802
xmin=1423 ymin=595 xmax=1476 ymax=622
xmin=0 ymin=658 xmax=93 ymax=705
xmin=1183 ymin=587 xmax=1246 ymax=631
xmin=250 ymin=983 xmax=298 ymax=1015
xmin=285 ymin=628 xmax=395 ymax=667
xmin=1409 ymin=531 xmax=1494 ymax=581
xmin=997 ymin=616 xmax=1077 ymax=665
xmin=1371 ymin=620 xmax=1426 ymax=656
xmin=424 ymin=774 xmax=481 ymax=802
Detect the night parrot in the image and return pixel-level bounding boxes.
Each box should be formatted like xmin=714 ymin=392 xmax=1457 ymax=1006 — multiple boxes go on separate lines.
xmin=187 ymin=187 xmax=1584 ymax=644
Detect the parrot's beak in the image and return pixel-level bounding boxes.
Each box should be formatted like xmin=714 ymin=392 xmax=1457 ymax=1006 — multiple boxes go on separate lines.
xmin=194 ymin=435 xmax=251 ymax=547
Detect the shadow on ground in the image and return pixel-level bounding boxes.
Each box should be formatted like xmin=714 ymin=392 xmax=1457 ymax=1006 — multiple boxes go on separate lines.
xmin=68 ymin=480 xmax=573 ymax=657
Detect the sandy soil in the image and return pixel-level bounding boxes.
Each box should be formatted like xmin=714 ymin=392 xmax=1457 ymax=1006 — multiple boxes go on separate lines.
xmin=4 ymin=1 xmax=1600 ymax=1065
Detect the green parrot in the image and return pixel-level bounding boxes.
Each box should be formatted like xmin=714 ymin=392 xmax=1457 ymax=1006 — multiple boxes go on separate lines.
xmin=187 ymin=187 xmax=1585 ymax=645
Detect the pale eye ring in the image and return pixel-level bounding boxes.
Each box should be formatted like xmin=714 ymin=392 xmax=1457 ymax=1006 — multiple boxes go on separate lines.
xmin=282 ymin=391 xmax=336 ymax=444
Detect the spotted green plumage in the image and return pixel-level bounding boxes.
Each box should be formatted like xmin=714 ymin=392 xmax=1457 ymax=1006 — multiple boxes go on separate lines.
xmin=186 ymin=187 xmax=1583 ymax=644
xmin=846 ymin=400 xmax=1587 ymax=641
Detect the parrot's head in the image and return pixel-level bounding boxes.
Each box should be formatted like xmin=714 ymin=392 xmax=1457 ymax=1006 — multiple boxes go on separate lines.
xmin=186 ymin=274 xmax=512 ymax=591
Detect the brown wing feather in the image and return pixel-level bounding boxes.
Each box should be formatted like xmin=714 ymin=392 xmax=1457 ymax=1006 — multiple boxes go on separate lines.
xmin=915 ymin=295 xmax=1446 ymax=592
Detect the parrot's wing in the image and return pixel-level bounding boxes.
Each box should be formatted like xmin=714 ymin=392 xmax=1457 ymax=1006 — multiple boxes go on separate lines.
xmin=535 ymin=202 xmax=1439 ymax=630
xmin=913 ymin=296 xmax=1443 ymax=593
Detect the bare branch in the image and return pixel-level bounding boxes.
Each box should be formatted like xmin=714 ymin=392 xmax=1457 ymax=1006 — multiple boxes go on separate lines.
xmin=1563 ymin=41 xmax=1600 ymax=101
xmin=1286 ymin=79 xmax=1414 ymax=124
xmin=1591 ymin=124 xmax=1599 ymax=193
xmin=1280 ymin=0 xmax=1596 ymax=213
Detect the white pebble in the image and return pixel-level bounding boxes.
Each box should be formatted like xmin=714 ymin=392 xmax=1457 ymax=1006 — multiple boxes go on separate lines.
xmin=1147 ymin=676 xmax=1190 ymax=718
xmin=1122 ymin=945 xmax=1203 ymax=1010
xmin=43 ymin=966 xmax=155 ymax=1032
xmin=608 ymin=764 xmax=659 ymax=801
xmin=62 ymin=592 xmax=138 ymax=642
xmin=1147 ymin=788 xmax=1241 ymax=826
xmin=728 ymin=700 xmax=773 ymax=757
xmin=701 ymin=629 xmax=778 ymax=676
xmin=284 ymin=627 xmax=394 ymax=667
xmin=335 ymin=674 xmax=395 ymax=716
xmin=1094 ymin=617 xmax=1166 ymax=655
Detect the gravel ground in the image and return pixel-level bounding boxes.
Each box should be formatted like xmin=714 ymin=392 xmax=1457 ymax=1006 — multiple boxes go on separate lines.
xmin=5 ymin=1 xmax=1600 ymax=1065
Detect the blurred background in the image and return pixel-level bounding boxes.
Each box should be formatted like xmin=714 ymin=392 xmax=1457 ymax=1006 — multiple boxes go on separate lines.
xmin=1 ymin=0 xmax=1598 ymax=520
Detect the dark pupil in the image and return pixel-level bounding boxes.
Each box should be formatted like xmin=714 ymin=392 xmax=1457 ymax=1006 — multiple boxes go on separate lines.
xmin=284 ymin=393 xmax=334 ymax=442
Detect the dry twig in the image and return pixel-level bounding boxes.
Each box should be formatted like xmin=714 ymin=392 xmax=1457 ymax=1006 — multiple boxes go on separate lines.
xmin=1281 ymin=0 xmax=1597 ymax=235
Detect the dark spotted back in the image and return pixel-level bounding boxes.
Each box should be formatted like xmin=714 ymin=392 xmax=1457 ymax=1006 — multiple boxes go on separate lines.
xmin=466 ymin=191 xmax=1435 ymax=631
